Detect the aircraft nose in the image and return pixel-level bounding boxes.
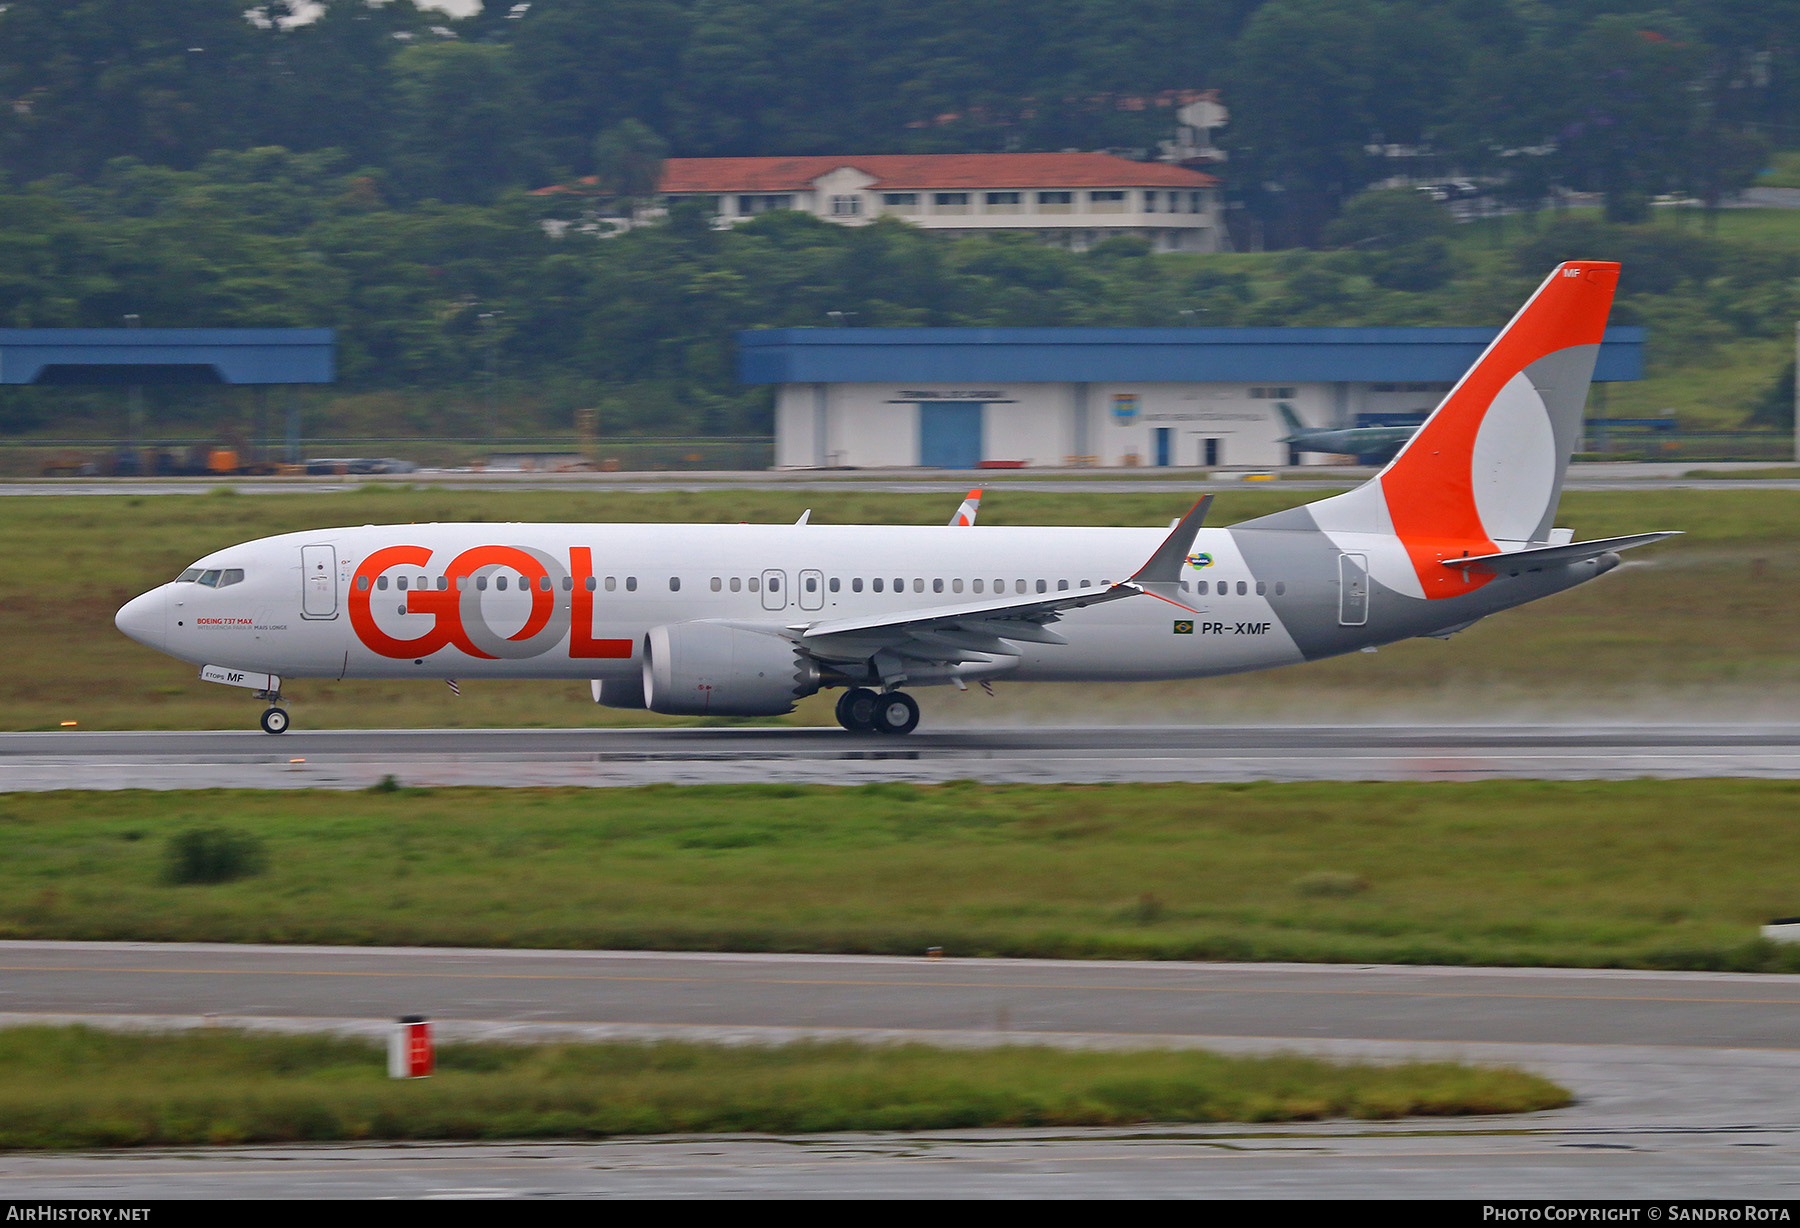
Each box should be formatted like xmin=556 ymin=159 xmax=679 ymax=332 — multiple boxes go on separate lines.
xmin=115 ymin=587 xmax=167 ymax=651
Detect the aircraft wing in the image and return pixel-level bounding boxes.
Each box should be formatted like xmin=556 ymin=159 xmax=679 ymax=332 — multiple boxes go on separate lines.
xmin=797 ymin=498 xmax=1212 ymax=669
xmin=1439 ymin=531 xmax=1680 ymax=574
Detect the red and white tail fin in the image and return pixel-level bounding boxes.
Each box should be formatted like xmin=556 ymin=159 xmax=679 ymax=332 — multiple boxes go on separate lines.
xmin=1255 ymin=261 xmax=1619 ymax=600
xmin=949 ymin=488 xmax=982 ymax=527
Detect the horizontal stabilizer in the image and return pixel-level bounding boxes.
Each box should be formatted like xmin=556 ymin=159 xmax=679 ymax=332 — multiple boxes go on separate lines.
xmin=1439 ymin=531 xmax=1680 ymax=574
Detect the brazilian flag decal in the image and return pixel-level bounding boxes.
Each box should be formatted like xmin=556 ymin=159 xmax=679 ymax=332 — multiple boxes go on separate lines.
xmin=1173 ymin=620 xmax=1194 ymax=635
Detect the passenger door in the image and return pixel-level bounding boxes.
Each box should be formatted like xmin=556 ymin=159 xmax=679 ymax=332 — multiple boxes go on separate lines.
xmin=1337 ymin=553 xmax=1369 ymax=626
xmin=798 ymin=568 xmax=824 ymax=611
xmin=300 ymin=544 xmax=338 ymax=620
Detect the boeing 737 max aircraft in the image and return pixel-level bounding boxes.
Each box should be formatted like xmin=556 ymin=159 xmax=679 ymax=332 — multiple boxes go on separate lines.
xmin=115 ymin=262 xmax=1674 ymax=735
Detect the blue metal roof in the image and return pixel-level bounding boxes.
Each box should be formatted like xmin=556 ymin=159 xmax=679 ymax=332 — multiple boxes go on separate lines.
xmin=0 ymin=328 xmax=335 ymax=385
xmin=739 ymin=326 xmax=1645 ymax=385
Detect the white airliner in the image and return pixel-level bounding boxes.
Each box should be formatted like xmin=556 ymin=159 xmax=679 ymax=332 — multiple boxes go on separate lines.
xmin=116 ymin=262 xmax=1674 ymax=735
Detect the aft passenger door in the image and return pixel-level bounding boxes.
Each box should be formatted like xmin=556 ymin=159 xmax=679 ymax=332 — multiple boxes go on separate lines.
xmin=1337 ymin=552 xmax=1368 ymax=626
xmin=761 ymin=569 xmax=787 ymax=611
xmin=300 ymin=544 xmax=338 ymax=620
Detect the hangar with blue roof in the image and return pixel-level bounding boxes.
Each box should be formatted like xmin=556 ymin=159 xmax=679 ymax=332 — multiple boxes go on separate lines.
xmin=739 ymin=326 xmax=1645 ymax=469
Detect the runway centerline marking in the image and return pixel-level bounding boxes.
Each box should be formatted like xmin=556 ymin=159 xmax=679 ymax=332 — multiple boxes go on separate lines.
xmin=6 ymin=964 xmax=1800 ymax=1008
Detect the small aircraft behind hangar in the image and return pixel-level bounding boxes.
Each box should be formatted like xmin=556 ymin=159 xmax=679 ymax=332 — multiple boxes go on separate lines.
xmin=117 ymin=262 xmax=1675 ymax=736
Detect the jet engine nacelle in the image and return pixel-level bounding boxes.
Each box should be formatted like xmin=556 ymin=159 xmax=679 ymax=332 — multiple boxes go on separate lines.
xmin=641 ymin=622 xmax=821 ymax=716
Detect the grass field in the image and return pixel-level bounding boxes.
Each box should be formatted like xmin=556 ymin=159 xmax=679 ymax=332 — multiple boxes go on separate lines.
xmin=0 ymin=1027 xmax=1568 ymax=1148
xmin=6 ymin=780 xmax=1800 ymax=969
xmin=4 ymin=485 xmax=1797 ymax=730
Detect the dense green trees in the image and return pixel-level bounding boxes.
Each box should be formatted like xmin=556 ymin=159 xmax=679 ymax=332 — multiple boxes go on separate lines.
xmin=2 ymin=1 xmax=1789 ymax=229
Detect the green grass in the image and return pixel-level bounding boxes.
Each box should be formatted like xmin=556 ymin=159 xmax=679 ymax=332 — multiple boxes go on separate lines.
xmin=1756 ymin=152 xmax=1800 ymax=190
xmin=0 ymin=1027 xmax=1569 ymax=1148
xmin=6 ymin=780 xmax=1800 ymax=969
xmin=5 ymin=486 xmax=1798 ymax=730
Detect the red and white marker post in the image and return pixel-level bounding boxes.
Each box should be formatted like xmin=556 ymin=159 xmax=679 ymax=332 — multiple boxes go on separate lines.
xmin=388 ymin=1014 xmax=434 ymax=1078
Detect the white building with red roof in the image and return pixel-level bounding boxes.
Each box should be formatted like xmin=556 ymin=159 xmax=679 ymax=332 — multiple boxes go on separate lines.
xmin=656 ymin=152 xmax=1224 ymax=252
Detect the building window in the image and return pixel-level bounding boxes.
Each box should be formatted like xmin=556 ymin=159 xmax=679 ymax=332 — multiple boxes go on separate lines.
xmin=1144 ymin=190 xmax=1160 ymax=212
xmin=934 ymin=192 xmax=969 ymax=206
xmin=985 ymin=191 xmax=1021 ymax=208
xmin=1089 ymin=190 xmax=1126 ymax=213
xmin=830 ymin=194 xmax=862 ymax=217
xmin=737 ymin=194 xmax=794 ymax=215
xmin=1250 ymin=387 xmax=1297 ymax=399
xmin=1190 ymin=191 xmax=1204 ymax=212
xmin=882 ymin=193 xmax=918 ymax=209
xmin=1037 ymin=191 xmax=1072 ymax=205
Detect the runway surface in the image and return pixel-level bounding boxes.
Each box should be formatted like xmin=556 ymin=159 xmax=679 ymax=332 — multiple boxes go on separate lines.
xmin=3 ymin=942 xmax=1800 ymax=1198
xmin=4 ymin=723 xmax=1797 ymax=790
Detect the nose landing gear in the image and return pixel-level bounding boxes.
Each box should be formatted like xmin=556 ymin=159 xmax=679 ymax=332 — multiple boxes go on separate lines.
xmin=259 ymin=706 xmax=291 ymax=735
xmin=835 ymin=687 xmax=919 ymax=735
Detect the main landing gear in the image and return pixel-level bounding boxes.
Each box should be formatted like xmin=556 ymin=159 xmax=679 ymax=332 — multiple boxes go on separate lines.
xmin=835 ymin=687 xmax=920 ymax=736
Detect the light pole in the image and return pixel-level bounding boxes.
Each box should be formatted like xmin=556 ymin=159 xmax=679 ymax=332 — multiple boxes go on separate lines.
xmin=123 ymin=314 xmax=143 ymax=471
xmin=478 ymin=310 xmax=502 ymax=445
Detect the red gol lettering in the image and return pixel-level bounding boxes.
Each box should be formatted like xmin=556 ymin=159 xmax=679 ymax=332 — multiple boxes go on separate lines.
xmin=350 ymin=544 xmax=633 ymax=661
xmin=570 ymin=546 xmax=633 ymax=659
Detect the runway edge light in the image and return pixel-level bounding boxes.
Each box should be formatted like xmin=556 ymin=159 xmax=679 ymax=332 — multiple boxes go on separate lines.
xmin=389 ymin=1015 xmax=434 ymax=1078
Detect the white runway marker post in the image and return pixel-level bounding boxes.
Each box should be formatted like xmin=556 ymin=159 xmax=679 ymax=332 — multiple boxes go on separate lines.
xmin=389 ymin=1014 xmax=434 ymax=1078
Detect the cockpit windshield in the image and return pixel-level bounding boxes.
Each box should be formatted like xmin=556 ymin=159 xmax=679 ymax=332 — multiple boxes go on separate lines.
xmin=176 ymin=567 xmax=245 ymax=588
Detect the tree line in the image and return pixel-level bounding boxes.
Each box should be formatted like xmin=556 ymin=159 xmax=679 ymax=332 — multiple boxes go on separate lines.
xmin=1 ymin=154 xmax=1795 ymax=437
xmin=2 ymin=1 xmax=1795 ymax=243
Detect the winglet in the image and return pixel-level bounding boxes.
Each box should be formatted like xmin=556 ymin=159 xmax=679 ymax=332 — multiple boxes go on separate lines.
xmin=949 ymin=488 xmax=983 ymax=527
xmin=795 ymin=509 xmax=812 ymax=525
xmin=1120 ymin=496 xmax=1213 ymax=611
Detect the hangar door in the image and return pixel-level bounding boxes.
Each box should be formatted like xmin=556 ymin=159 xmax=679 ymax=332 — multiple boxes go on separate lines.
xmin=918 ymin=402 xmax=983 ymax=469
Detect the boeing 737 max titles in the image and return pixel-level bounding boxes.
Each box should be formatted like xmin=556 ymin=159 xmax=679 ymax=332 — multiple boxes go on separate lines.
xmin=116 ymin=262 xmax=1675 ymax=735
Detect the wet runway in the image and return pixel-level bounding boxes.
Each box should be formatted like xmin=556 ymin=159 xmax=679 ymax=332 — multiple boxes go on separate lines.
xmin=3 ymin=942 xmax=1800 ymax=1198
xmin=3 ymin=723 xmax=1797 ymax=790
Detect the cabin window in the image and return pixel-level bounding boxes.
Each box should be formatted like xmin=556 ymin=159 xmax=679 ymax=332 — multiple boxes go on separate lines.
xmin=376 ymin=576 xmax=388 ymax=591
xmin=973 ymin=579 xmax=984 ymax=594
xmin=1036 ymin=579 xmax=1047 ymax=594
xmin=894 ymin=577 xmax=904 ymax=592
xmin=1080 ymin=579 xmax=1092 ymax=588
xmin=357 ymin=575 xmax=370 ymax=591
xmin=1057 ymin=579 xmax=1069 ymax=591
xmin=517 ymin=574 xmax=529 ymax=590
xmin=748 ymin=576 xmax=759 ymax=592
xmin=829 ymin=578 xmax=840 ymax=593
xmin=439 ymin=576 xmax=450 ymax=591
xmin=585 ymin=576 xmax=597 ymax=591
xmin=913 ymin=578 xmax=924 ymax=593
xmin=952 ymin=579 xmax=963 ymax=593
xmin=494 ymin=576 xmax=505 ymax=591
xmin=605 ymin=576 xmax=617 ymax=592
xmin=730 ymin=577 xmax=742 ymax=592
xmin=561 ymin=576 xmax=573 ymax=591
xmin=396 ymin=576 xmax=409 ymax=591
xmin=996 ymin=579 xmax=1006 ymax=592
xmin=1195 ymin=580 xmax=1208 ymax=595
xmin=873 ymin=578 xmax=884 ymax=593
xmin=1255 ymin=580 xmax=1266 ymax=596
xmin=669 ymin=577 xmax=681 ymax=592
xmin=457 ymin=576 xmax=469 ymax=592
xmin=1180 ymin=581 xmax=1189 ymax=593
xmin=711 ymin=577 xmax=722 ymax=592
xmin=419 ymin=576 xmax=429 ymax=589
xmin=476 ymin=575 xmax=488 ymax=591
xmin=1275 ymin=581 xmax=1286 ymax=596
xmin=932 ymin=578 xmax=943 ymax=594
xmin=1236 ymin=580 xmax=1247 ymax=595
xmin=626 ymin=576 xmax=637 ymax=592
xmin=805 ymin=575 xmax=818 ymax=593
xmin=852 ymin=578 xmax=863 ymax=592
xmin=1016 ymin=579 xmax=1027 ymax=594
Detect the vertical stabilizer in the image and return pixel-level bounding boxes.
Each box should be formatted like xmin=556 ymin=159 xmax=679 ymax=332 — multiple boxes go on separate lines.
xmin=1244 ymin=261 xmax=1619 ymax=601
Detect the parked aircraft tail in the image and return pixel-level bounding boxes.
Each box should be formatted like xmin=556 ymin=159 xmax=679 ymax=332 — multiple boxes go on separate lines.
xmin=1275 ymin=402 xmax=1306 ymax=437
xmin=1243 ymin=261 xmax=1620 ymax=600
